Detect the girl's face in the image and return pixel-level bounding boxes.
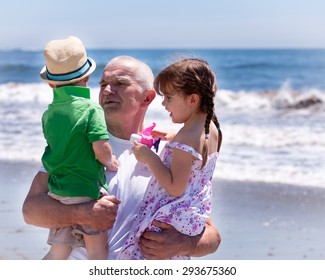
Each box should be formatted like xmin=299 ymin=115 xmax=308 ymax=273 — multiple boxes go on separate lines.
xmin=161 ymin=89 xmax=191 ymax=123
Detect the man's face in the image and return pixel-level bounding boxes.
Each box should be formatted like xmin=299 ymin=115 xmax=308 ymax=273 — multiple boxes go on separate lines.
xmin=99 ymin=61 xmax=145 ymax=119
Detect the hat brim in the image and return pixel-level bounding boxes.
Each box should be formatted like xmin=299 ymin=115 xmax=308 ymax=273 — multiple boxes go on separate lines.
xmin=40 ymin=57 xmax=96 ymax=86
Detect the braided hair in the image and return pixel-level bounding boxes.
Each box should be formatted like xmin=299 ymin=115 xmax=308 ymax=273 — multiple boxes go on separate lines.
xmin=154 ymin=58 xmax=222 ymax=168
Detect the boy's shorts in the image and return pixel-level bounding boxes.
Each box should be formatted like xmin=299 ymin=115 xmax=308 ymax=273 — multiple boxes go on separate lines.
xmin=47 ymin=189 xmax=107 ymax=247
xmin=47 ymin=225 xmax=106 ymax=247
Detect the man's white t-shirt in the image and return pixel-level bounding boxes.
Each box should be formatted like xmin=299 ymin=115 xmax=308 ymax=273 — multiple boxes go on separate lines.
xmin=68 ymin=132 xmax=153 ymax=259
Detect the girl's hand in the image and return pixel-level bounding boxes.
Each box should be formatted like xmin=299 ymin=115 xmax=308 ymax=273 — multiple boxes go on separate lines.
xmin=151 ymin=130 xmax=176 ymax=141
xmin=131 ymin=141 xmax=153 ymax=163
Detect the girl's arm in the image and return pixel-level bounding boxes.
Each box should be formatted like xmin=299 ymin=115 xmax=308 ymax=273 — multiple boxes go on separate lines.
xmin=132 ymin=142 xmax=192 ymax=197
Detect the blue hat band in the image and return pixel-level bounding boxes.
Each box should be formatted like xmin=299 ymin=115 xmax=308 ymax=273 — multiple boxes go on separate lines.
xmin=46 ymin=59 xmax=92 ymax=82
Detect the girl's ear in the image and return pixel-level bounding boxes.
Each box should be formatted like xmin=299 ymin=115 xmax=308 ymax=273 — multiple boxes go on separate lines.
xmin=190 ymin=93 xmax=200 ymax=106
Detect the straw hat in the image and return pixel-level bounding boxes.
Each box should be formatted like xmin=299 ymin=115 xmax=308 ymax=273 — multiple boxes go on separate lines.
xmin=40 ymin=36 xmax=96 ymax=85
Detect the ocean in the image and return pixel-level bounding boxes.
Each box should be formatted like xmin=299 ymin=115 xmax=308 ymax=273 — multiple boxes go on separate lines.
xmin=0 ymin=49 xmax=324 ymax=189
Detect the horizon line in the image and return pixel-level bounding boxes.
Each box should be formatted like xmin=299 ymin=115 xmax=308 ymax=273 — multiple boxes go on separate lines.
xmin=1 ymin=46 xmax=325 ymax=52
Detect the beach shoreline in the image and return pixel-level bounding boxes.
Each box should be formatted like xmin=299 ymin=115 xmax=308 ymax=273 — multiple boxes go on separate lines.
xmin=1 ymin=159 xmax=325 ymax=260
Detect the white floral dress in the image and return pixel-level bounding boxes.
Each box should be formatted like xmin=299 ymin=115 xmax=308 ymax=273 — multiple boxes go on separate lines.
xmin=118 ymin=141 xmax=218 ymax=260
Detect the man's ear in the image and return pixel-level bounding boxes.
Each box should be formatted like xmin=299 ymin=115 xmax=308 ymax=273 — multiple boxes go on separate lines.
xmin=49 ymin=83 xmax=56 ymax=88
xmin=142 ymin=89 xmax=156 ymax=106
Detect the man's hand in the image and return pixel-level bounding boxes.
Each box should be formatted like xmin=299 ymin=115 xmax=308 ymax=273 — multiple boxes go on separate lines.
xmin=82 ymin=195 xmax=120 ymax=231
xmin=139 ymin=220 xmax=194 ymax=259
xmin=139 ymin=219 xmax=221 ymax=259
xmin=22 ymin=171 xmax=121 ymax=232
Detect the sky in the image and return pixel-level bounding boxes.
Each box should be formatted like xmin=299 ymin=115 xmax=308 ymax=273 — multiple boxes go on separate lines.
xmin=1 ymin=0 xmax=325 ymax=50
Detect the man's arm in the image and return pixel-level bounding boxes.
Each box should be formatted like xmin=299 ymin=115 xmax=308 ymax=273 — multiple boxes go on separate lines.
xmin=139 ymin=218 xmax=221 ymax=259
xmin=22 ymin=171 xmax=120 ymax=231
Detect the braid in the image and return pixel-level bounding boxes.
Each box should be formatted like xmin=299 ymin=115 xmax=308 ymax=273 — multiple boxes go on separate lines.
xmin=201 ymin=95 xmax=215 ymax=168
xmin=201 ymin=91 xmax=223 ymax=168
xmin=212 ymin=114 xmax=222 ymax=153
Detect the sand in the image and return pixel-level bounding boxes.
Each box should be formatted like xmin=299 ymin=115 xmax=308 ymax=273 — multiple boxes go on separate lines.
xmin=1 ymin=159 xmax=325 ymax=260
xmin=204 ymin=179 xmax=325 ymax=260
xmin=0 ymin=160 xmax=49 ymax=259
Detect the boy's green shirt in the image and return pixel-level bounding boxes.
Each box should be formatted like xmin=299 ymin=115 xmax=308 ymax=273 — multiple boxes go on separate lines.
xmin=42 ymin=86 xmax=108 ymax=199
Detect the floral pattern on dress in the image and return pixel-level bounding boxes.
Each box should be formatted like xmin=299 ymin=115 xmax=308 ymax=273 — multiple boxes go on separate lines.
xmin=118 ymin=141 xmax=218 ymax=260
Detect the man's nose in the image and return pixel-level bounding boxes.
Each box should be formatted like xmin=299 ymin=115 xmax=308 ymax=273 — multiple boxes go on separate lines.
xmin=102 ymin=84 xmax=114 ymax=95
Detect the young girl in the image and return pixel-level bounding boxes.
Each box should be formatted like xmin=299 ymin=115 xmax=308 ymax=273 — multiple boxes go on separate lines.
xmin=119 ymin=58 xmax=222 ymax=260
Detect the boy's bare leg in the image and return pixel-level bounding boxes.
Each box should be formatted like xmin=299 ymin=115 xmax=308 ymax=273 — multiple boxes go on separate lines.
xmin=84 ymin=232 xmax=108 ymax=260
xmin=43 ymin=244 xmax=72 ymax=260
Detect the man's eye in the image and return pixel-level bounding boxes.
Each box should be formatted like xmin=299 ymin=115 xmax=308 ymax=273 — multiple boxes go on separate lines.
xmin=116 ymin=80 xmax=128 ymax=86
